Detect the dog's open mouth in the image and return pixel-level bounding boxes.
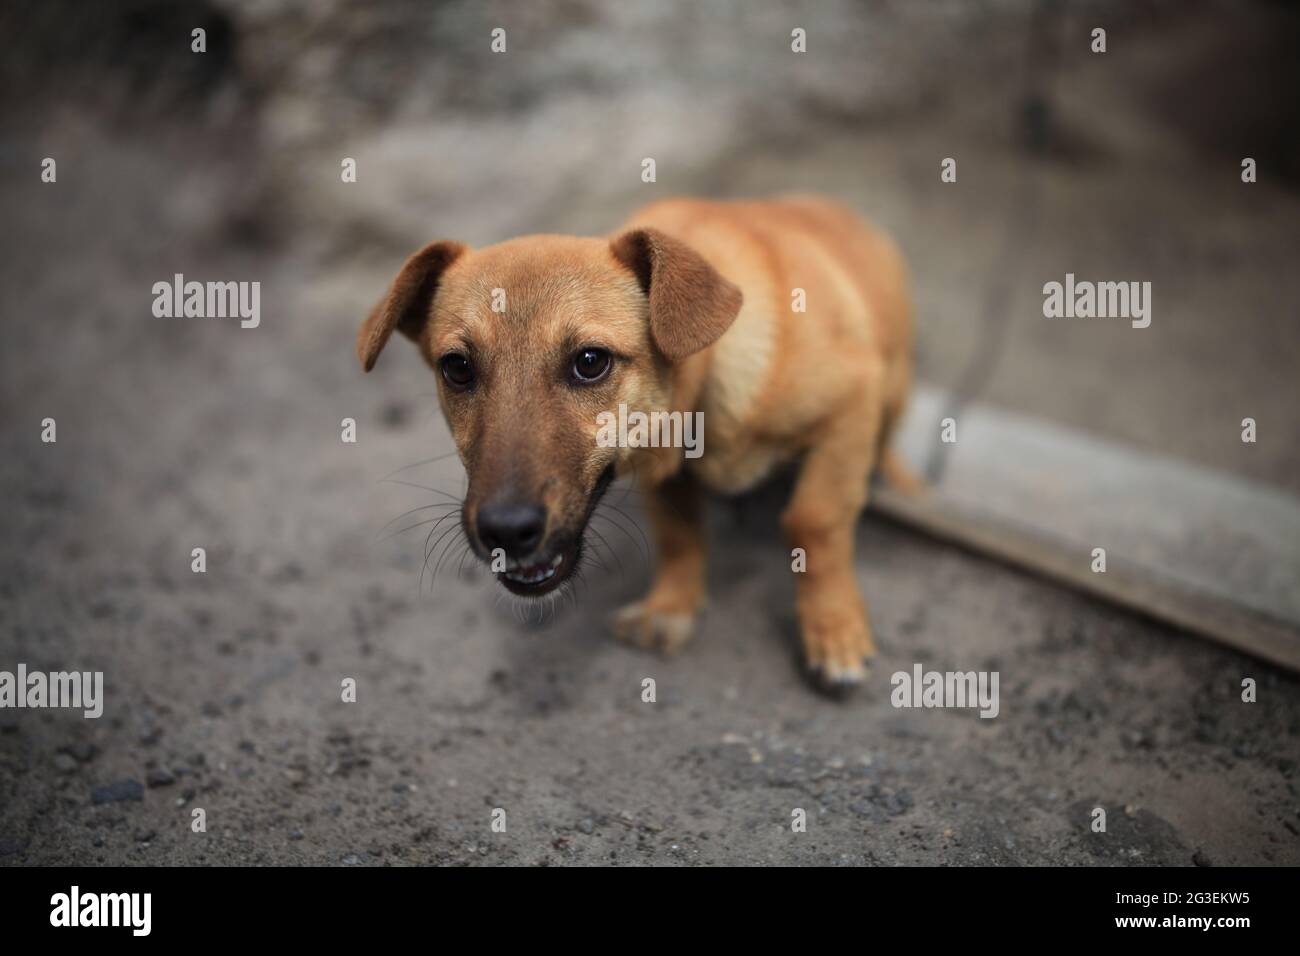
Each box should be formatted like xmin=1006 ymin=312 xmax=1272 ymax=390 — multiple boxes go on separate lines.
xmin=487 ymin=464 xmax=614 ymax=599
xmin=496 ymin=543 xmax=578 ymax=596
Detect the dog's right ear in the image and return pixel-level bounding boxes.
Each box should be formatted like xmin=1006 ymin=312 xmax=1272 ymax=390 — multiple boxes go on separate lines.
xmin=357 ymin=240 xmax=468 ymax=372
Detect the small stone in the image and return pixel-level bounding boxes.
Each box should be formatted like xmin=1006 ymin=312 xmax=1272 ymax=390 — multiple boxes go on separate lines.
xmin=91 ymin=779 xmax=144 ymax=804
xmin=63 ymin=741 xmax=98 ymax=763
xmin=53 ymin=753 xmax=79 ymax=774
xmin=146 ymin=768 xmax=176 ymax=788
xmin=577 ymin=818 xmax=595 ymax=835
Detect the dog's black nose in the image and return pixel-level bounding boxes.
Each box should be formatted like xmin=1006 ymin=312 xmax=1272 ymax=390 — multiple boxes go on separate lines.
xmin=477 ymin=502 xmax=547 ymax=558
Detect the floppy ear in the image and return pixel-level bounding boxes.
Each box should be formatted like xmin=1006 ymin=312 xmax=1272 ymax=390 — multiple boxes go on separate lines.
xmin=610 ymin=228 xmax=742 ymax=362
xmin=357 ymin=240 xmax=468 ymax=372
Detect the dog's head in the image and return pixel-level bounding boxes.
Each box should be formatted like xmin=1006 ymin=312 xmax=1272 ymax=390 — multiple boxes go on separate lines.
xmin=357 ymin=229 xmax=742 ymax=596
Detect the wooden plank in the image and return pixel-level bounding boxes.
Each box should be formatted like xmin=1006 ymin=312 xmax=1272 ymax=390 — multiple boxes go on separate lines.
xmin=876 ymin=387 xmax=1300 ymax=672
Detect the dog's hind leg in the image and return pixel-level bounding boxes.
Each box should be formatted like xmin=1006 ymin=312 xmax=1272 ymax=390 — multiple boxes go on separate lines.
xmin=881 ymin=447 xmax=924 ymax=496
xmin=874 ymin=352 xmax=925 ymax=493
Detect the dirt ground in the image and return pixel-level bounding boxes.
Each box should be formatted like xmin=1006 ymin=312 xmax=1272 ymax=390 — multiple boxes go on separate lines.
xmin=3 ymin=428 xmax=1297 ymax=865
xmin=1 ymin=0 xmax=1297 ymax=866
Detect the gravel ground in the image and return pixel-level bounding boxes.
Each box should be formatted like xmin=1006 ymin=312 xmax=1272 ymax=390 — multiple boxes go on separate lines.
xmin=3 ymin=453 xmax=1298 ymax=865
xmin=1 ymin=0 xmax=1297 ymax=866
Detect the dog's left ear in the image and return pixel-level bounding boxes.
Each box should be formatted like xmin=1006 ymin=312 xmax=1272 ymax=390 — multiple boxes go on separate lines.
xmin=610 ymin=228 xmax=743 ymax=362
xmin=357 ymin=240 xmax=468 ymax=372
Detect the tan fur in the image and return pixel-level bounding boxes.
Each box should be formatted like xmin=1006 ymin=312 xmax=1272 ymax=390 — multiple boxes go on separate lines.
xmin=358 ymin=196 xmax=915 ymax=691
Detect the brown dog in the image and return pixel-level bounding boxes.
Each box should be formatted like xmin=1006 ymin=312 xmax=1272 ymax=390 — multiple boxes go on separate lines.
xmin=358 ymin=196 xmax=914 ymax=690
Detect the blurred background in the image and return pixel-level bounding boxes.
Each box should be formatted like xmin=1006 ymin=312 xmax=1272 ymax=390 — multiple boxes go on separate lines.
xmin=1 ymin=0 xmax=1297 ymax=866
xmin=5 ymin=0 xmax=1297 ymax=484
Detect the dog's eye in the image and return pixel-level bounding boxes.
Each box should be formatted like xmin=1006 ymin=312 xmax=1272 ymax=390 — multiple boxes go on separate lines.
xmin=440 ymin=353 xmax=475 ymax=389
xmin=571 ymin=348 xmax=612 ymax=384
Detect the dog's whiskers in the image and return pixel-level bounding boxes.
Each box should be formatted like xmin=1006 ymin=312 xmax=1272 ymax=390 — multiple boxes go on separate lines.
xmin=592 ymin=504 xmax=651 ymax=564
xmin=455 ymin=540 xmax=476 ymax=580
xmin=379 ymin=478 xmax=465 ymax=503
xmin=424 ymin=524 xmax=464 ymax=587
xmin=431 ymin=523 xmax=468 ymax=584
xmin=420 ymin=511 xmax=464 ymax=594
xmin=583 ymin=524 xmax=622 ymax=577
xmin=379 ymin=450 xmax=462 ymax=482
xmin=611 ymin=475 xmax=639 ymax=510
xmin=374 ymin=504 xmax=460 ymax=541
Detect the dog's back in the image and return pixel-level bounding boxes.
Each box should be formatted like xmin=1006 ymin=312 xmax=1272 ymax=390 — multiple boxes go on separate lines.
xmin=618 ymin=196 xmax=913 ymax=493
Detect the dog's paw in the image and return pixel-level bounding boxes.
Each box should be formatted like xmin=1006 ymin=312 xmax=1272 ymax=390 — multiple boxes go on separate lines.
xmin=805 ymin=657 xmax=871 ymax=697
xmin=612 ymin=601 xmax=697 ymax=655
xmin=800 ymin=609 xmax=875 ymax=695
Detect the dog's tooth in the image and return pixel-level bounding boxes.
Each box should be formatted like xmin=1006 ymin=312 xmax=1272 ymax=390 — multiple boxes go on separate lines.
xmin=501 ymin=557 xmax=562 ymax=587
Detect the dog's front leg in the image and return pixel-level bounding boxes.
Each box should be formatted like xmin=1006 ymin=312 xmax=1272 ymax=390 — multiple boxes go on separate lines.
xmin=613 ymin=469 xmax=705 ymax=655
xmin=782 ymin=384 xmax=881 ymax=691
